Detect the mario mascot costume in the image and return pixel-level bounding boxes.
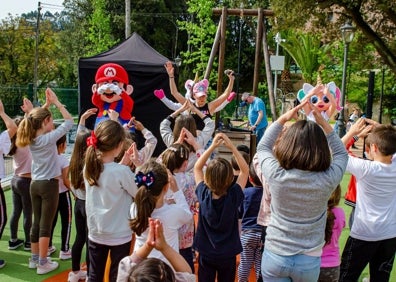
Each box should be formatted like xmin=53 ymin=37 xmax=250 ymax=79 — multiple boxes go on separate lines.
xmin=91 ymin=63 xmax=134 ymax=128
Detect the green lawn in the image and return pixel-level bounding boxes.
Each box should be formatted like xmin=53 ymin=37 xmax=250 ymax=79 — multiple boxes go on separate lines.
xmin=0 ymin=187 xmax=84 ymax=281
xmin=0 ymin=174 xmax=395 ymax=281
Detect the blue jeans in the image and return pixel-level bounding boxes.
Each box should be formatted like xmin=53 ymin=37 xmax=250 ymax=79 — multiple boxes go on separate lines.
xmin=254 ymin=126 xmax=266 ymax=145
xmin=261 ymin=248 xmax=320 ymax=282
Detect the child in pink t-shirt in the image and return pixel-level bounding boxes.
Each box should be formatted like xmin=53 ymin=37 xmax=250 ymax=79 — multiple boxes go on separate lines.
xmin=319 ymin=185 xmax=346 ymax=282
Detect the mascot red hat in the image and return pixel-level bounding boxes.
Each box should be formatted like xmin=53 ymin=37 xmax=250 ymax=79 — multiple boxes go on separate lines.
xmin=95 ymin=63 xmax=129 ymax=85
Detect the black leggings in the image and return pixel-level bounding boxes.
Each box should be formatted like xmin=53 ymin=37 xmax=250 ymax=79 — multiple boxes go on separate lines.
xmin=0 ymin=185 xmax=7 ymax=239
xmin=71 ymin=198 xmax=89 ymax=273
xmin=49 ymin=190 xmax=72 ymax=251
xmin=10 ymin=176 xmax=32 ymax=242
xmin=30 ymin=179 xmax=59 ymax=242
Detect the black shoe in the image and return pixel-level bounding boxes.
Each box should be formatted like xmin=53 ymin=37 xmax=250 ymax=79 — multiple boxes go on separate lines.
xmin=8 ymin=239 xmax=24 ymax=250
xmin=24 ymin=242 xmax=31 ymax=251
xmin=0 ymin=259 xmax=6 ymax=268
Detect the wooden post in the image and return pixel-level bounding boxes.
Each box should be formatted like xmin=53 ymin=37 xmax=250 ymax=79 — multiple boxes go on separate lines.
xmin=215 ymin=7 xmax=228 ymax=128
xmin=253 ymin=8 xmax=263 ymax=96
xmin=261 ymin=18 xmax=277 ymax=120
xmin=204 ymin=16 xmax=222 ymax=80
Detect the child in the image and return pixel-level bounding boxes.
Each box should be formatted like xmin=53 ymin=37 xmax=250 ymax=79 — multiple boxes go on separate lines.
xmin=256 ymin=101 xmax=348 ymax=281
xmin=339 ymin=119 xmax=396 ymax=281
xmin=68 ymin=128 xmax=91 ymax=282
xmin=160 ymin=100 xmax=214 ymax=172
xmin=83 ymin=119 xmax=138 ymax=282
xmin=47 ymin=134 xmax=73 ymax=260
xmin=8 ymin=117 xmax=32 ymax=251
xmin=237 ymin=163 xmax=264 ymax=282
xmin=16 ymin=88 xmax=73 ymax=274
xmin=117 ymin=218 xmax=195 ymax=282
xmin=130 ymin=160 xmax=192 ymax=267
xmin=0 ymin=99 xmax=18 ymax=268
xmin=193 ymin=132 xmax=249 ymax=282
xmin=161 ymin=143 xmax=198 ymax=272
xmin=116 ymin=116 xmax=157 ymax=171
xmin=318 ymin=185 xmax=345 ymax=282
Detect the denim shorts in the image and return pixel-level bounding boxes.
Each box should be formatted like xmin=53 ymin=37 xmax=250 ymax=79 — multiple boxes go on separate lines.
xmin=261 ymin=248 xmax=321 ymax=282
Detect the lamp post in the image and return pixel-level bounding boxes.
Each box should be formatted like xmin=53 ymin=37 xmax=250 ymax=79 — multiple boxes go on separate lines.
xmin=337 ymin=21 xmax=355 ymax=137
xmin=273 ymin=32 xmax=285 ymax=99
xmin=33 ymin=1 xmax=42 ymax=106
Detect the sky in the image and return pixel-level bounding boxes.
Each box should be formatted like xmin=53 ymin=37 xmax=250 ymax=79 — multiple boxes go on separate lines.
xmin=1 ymin=0 xmax=65 ymax=21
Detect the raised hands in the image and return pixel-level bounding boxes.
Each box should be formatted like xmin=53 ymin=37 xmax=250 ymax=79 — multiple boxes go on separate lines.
xmin=278 ymin=99 xmax=308 ymax=125
xmin=79 ymin=108 xmax=98 ymax=126
xmin=176 ymin=127 xmax=200 ymax=151
xmin=20 ymin=98 xmax=34 ymax=114
xmin=164 ymin=61 xmax=174 ymax=78
xmin=146 ymin=218 xmax=169 ymax=251
xmin=127 ymin=117 xmax=145 ymax=131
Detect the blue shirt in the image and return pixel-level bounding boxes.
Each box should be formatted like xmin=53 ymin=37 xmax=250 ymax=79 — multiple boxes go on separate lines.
xmin=194 ymin=181 xmax=244 ymax=258
xmin=240 ymin=186 xmax=263 ymax=231
xmin=248 ymin=97 xmax=268 ymax=130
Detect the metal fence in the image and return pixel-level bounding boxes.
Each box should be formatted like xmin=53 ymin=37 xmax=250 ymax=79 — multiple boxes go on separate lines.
xmin=0 ymin=85 xmax=79 ymax=130
xmin=0 ymin=86 xmax=78 ymax=187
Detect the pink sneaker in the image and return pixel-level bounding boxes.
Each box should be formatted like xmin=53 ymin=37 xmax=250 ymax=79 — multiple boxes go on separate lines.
xmin=227 ymin=91 xmax=237 ymax=102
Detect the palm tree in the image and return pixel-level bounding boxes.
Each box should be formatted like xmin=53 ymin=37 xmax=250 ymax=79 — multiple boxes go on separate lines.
xmin=280 ymin=31 xmax=330 ymax=84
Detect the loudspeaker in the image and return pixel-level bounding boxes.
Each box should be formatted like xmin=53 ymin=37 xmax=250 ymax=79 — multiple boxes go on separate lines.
xmin=366 ymin=71 xmax=375 ymax=119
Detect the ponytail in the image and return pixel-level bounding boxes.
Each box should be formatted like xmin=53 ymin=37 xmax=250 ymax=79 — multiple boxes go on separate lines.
xmin=129 ymin=160 xmax=168 ymax=236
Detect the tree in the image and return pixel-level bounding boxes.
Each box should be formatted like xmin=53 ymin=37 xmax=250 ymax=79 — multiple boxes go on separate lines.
xmin=269 ymin=0 xmax=396 ymax=75
xmin=280 ymin=31 xmax=330 ymax=84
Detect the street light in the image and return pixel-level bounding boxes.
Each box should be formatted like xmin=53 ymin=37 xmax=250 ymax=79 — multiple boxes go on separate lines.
xmin=273 ymin=32 xmax=285 ymax=98
xmin=174 ymin=56 xmax=182 ymax=67
xmin=33 ymin=1 xmax=42 ymax=106
xmin=337 ymin=20 xmax=355 ymax=137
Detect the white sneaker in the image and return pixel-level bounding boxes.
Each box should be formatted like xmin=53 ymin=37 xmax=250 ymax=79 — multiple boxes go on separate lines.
xmin=59 ymin=249 xmax=72 ymax=260
xmin=37 ymin=260 xmax=59 ymax=274
xmin=47 ymin=245 xmax=56 ymax=256
xmin=28 ymin=258 xmax=38 ymax=269
xmin=68 ymin=270 xmax=87 ymax=282
xmin=362 ymin=278 xmax=370 ymax=282
xmin=29 ymin=257 xmax=52 ymax=269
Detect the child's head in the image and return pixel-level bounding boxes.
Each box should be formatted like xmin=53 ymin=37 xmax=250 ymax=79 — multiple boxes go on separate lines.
xmin=365 ymin=124 xmax=396 ymax=157
xmin=205 ymin=157 xmax=234 ymax=196
xmin=129 ymin=160 xmax=169 ymax=236
xmin=173 ymin=115 xmax=197 ymax=152
xmin=249 ymin=162 xmax=262 ymax=187
xmin=274 ymin=120 xmax=331 ymax=171
xmin=69 ymin=129 xmax=91 ymax=190
xmin=84 ymin=120 xmax=126 ymax=186
xmin=56 ymin=134 xmax=67 ymax=154
xmin=237 ymin=144 xmax=250 ymax=155
xmin=231 ymin=151 xmax=250 ymax=171
xmin=16 ymin=107 xmax=52 ymax=147
xmin=161 ymin=143 xmax=190 ymax=173
xmin=128 ymin=257 xmax=175 ymax=282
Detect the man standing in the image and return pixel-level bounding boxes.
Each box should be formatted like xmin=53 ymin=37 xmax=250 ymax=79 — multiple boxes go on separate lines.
xmin=240 ymin=92 xmax=268 ymax=144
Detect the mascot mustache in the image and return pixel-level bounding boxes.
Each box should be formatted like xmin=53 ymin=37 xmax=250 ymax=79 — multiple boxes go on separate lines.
xmin=97 ymin=83 xmax=123 ymax=95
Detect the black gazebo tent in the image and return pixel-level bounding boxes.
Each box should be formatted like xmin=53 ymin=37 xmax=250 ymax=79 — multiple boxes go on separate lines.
xmin=78 ymin=32 xmax=176 ymax=156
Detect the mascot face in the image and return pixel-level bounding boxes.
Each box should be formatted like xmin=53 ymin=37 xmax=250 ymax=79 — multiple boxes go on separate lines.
xmin=92 ymin=63 xmax=133 ymax=102
xmin=309 ymin=89 xmax=331 ymax=111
